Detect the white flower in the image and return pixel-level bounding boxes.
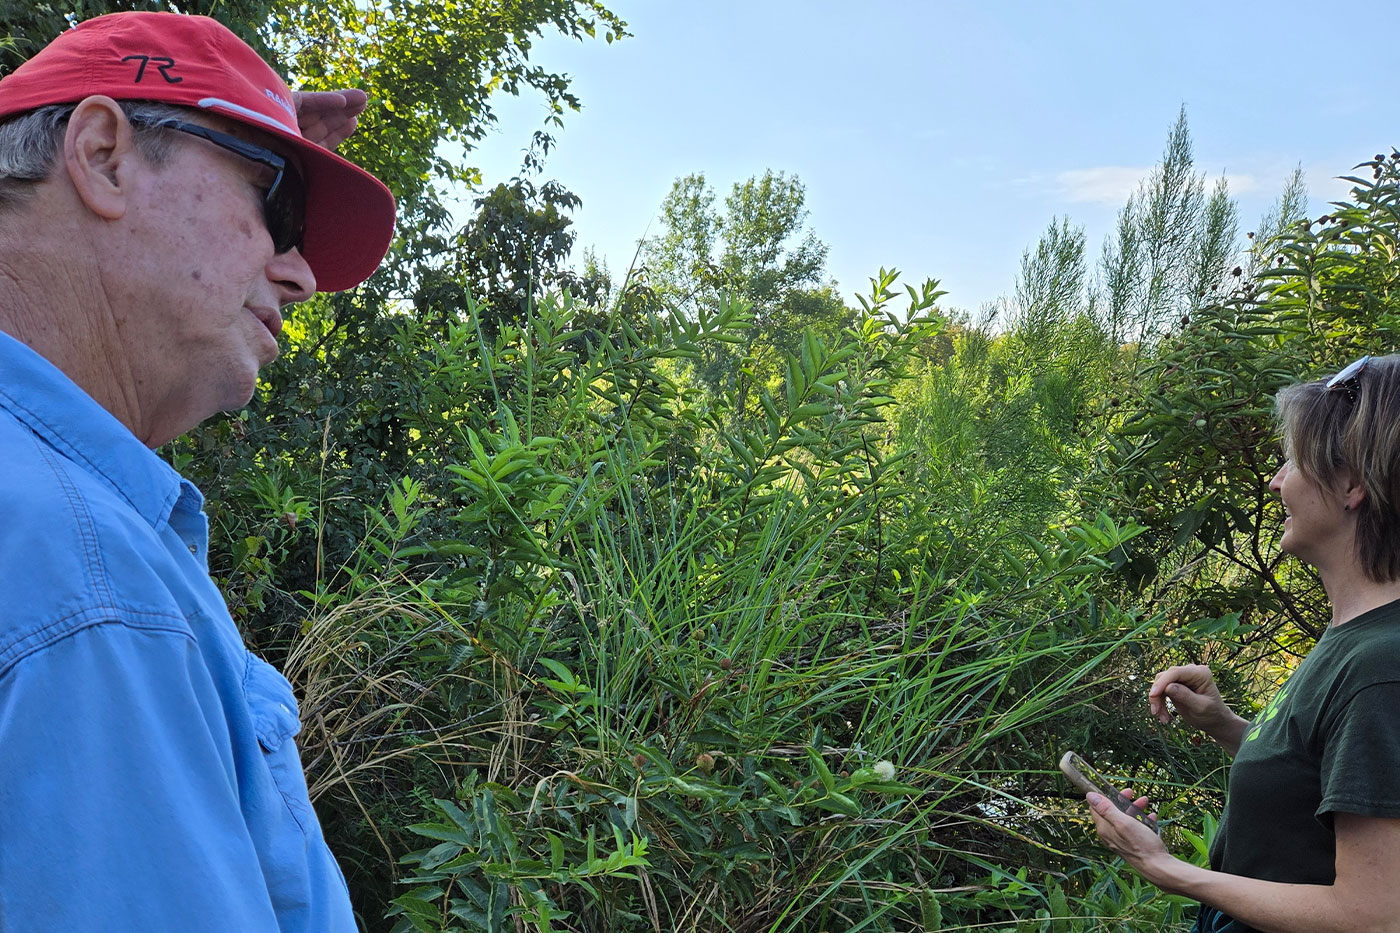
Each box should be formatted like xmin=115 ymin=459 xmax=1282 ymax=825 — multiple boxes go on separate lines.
xmin=873 ymin=760 xmax=896 ymax=782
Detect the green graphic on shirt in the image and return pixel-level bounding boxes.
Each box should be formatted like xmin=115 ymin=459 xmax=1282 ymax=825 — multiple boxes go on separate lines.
xmin=1244 ymin=686 xmax=1289 ymax=742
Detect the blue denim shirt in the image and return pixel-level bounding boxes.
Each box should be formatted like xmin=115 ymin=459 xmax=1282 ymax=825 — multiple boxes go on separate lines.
xmin=0 ymin=331 xmax=354 ymax=931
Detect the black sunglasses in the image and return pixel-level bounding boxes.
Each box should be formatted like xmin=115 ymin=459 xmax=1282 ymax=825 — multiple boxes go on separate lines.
xmin=1326 ymin=355 xmax=1371 ymax=404
xmin=133 ymin=117 xmax=306 ymax=255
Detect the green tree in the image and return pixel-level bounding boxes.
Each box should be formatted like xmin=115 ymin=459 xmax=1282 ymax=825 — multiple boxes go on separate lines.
xmin=1246 ymin=165 xmax=1309 ymax=279
xmin=1010 ymin=215 xmax=1094 ymax=359
xmin=645 ymin=173 xmax=720 ymax=315
xmin=280 ymin=0 xmax=626 ymax=248
xmin=643 ymin=169 xmax=852 ymax=398
xmin=444 ymin=136 xmax=607 ymax=335
xmin=1098 ymin=107 xmax=1241 ymax=344
xmin=891 ymin=217 xmax=1120 ymax=570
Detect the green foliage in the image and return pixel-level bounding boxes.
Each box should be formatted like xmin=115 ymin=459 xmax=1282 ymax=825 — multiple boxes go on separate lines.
xmin=447 ymin=162 xmax=607 ymax=335
xmin=642 ymin=170 xmax=854 ymax=401
xmin=1096 ymin=152 xmax=1400 ymax=682
xmin=1098 ymin=107 xmax=1242 ymax=344
xmin=1245 ymin=167 xmax=1309 ymax=281
xmin=387 ymin=776 xmax=649 ymax=932
xmin=277 ymin=0 xmax=626 ymax=245
xmin=1012 ymin=216 xmax=1093 ymax=353
xmin=172 ymin=262 xmax=1202 ymax=929
xmin=892 ymin=296 xmax=1117 ymax=583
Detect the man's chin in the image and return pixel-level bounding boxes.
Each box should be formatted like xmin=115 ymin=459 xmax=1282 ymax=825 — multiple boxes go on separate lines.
xmin=216 ymin=369 xmax=263 ymax=415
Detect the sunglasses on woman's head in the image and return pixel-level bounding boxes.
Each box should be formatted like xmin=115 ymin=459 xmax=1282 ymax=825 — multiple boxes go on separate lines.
xmin=1326 ymin=355 xmax=1371 ymax=404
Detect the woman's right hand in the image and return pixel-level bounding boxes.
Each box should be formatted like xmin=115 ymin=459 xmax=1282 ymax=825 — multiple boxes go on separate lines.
xmin=1149 ymin=664 xmax=1251 ymax=755
xmin=1148 ymin=664 xmax=1226 ymax=725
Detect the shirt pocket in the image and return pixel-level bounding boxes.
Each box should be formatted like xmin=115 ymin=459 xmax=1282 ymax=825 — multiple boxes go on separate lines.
xmin=244 ymin=652 xmax=317 ymax=833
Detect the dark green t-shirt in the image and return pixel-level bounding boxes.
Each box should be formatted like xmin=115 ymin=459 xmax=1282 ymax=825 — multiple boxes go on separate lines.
xmin=1208 ymin=598 xmax=1400 ymax=912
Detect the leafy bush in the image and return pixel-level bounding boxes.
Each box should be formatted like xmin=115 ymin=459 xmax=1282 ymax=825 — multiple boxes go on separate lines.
xmin=168 ymin=267 xmax=1206 ymax=930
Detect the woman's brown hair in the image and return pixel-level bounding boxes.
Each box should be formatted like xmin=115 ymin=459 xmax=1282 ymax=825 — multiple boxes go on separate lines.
xmin=1277 ymin=354 xmax=1400 ymax=582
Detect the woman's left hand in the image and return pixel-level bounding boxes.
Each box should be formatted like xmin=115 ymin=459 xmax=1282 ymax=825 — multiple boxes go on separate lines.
xmin=1087 ymin=789 xmax=1172 ymax=876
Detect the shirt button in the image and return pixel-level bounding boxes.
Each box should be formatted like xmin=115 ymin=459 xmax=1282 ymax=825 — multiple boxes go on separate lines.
xmin=188 ymin=544 xmax=198 ymax=554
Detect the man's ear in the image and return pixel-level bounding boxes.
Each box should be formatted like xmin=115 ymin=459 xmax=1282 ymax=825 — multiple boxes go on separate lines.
xmin=62 ymin=96 xmax=140 ymax=221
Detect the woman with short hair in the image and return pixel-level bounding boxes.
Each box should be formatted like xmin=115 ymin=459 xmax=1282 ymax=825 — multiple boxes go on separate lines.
xmin=1088 ymin=355 xmax=1400 ymax=933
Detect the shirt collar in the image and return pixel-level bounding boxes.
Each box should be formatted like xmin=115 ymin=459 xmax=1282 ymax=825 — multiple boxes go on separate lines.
xmin=0 ymin=329 xmax=192 ymax=532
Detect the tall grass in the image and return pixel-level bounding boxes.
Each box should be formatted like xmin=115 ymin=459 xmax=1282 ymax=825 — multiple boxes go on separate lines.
xmin=214 ymin=278 xmax=1203 ymax=931
xmin=372 ymin=464 xmax=1178 ymax=930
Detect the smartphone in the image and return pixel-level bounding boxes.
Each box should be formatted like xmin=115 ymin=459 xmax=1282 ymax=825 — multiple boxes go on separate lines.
xmin=1059 ymin=750 xmax=1158 ymax=833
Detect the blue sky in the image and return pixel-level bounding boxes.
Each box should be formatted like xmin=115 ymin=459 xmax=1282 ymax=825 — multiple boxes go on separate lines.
xmin=463 ymin=2 xmax=1400 ymax=314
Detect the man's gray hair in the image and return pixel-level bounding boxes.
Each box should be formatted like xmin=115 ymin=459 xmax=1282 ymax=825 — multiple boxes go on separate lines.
xmin=0 ymin=100 xmax=188 ymax=208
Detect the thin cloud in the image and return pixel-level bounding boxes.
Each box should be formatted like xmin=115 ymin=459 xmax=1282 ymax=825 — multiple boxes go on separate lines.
xmin=1056 ymin=166 xmax=1259 ymax=205
xmin=1221 ymin=173 xmax=1259 ymax=195
xmin=1057 ymin=166 xmax=1149 ymax=204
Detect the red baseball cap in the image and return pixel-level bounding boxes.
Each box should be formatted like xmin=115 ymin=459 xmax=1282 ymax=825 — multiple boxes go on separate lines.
xmin=0 ymin=11 xmax=395 ymax=292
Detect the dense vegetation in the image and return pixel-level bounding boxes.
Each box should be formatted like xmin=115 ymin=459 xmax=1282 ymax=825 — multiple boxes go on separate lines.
xmin=7 ymin=5 xmax=1400 ymax=931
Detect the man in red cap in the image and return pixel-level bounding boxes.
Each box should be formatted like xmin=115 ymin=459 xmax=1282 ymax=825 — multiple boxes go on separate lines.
xmin=0 ymin=11 xmax=395 ymax=930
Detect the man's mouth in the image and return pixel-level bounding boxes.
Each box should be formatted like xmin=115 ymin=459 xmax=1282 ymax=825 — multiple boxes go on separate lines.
xmin=248 ymin=307 xmax=283 ymax=339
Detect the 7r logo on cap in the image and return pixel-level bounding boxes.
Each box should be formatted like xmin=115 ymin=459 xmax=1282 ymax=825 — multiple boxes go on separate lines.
xmin=120 ymin=55 xmax=183 ymax=84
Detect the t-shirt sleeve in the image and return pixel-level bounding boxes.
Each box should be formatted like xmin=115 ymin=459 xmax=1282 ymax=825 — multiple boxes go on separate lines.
xmin=0 ymin=621 xmax=281 ymax=930
xmin=1318 ymin=681 xmax=1400 ymax=821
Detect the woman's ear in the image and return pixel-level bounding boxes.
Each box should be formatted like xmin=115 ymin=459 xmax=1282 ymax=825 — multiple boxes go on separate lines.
xmin=1342 ymin=474 xmax=1366 ymax=513
xmin=62 ymin=96 xmax=139 ymax=221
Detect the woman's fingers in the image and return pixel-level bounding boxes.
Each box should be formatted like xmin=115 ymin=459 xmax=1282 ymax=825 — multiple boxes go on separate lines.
xmin=1087 ymin=792 xmax=1168 ymax=862
xmin=1149 ymin=667 xmax=1193 ymax=722
xmin=1119 ymin=789 xmax=1152 ymax=816
xmin=1149 ymin=664 xmax=1223 ymax=725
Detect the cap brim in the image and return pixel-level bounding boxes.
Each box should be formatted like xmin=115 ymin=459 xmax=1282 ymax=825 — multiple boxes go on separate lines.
xmin=284 ymin=139 xmax=396 ymax=293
